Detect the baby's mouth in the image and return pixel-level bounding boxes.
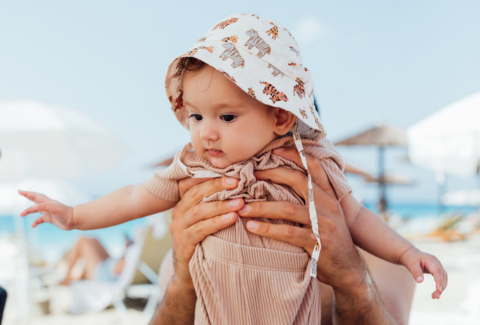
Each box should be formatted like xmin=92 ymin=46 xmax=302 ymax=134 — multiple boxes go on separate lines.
xmin=206 ymin=149 xmax=224 ymax=157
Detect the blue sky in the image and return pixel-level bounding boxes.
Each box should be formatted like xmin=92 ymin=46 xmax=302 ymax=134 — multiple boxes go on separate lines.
xmin=1 ymin=0 xmax=479 ymax=204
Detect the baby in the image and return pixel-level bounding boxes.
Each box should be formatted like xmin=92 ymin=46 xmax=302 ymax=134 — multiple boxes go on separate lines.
xmin=19 ymin=14 xmax=446 ymax=325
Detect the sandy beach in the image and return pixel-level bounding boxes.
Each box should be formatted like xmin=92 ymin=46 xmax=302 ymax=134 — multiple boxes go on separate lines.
xmin=1 ymin=234 xmax=479 ymax=325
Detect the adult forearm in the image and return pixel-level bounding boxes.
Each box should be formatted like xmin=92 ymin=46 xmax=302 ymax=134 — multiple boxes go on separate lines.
xmin=73 ymin=185 xmax=138 ymax=230
xmin=149 ymin=278 xmax=196 ymax=325
xmin=332 ymin=274 xmax=398 ymax=325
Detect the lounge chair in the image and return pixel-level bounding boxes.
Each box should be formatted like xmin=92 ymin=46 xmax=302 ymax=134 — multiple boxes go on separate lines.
xmin=427 ymin=215 xmax=467 ymax=242
xmin=69 ymin=213 xmax=172 ymax=315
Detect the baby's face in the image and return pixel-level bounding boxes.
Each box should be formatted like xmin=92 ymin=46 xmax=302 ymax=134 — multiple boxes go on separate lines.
xmin=183 ymin=65 xmax=277 ymax=168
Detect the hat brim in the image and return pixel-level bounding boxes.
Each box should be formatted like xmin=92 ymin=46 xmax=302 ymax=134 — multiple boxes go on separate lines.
xmin=165 ymin=40 xmax=326 ymax=140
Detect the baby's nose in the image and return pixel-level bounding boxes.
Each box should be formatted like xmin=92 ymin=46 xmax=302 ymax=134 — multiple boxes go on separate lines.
xmin=200 ymin=120 xmax=219 ymax=141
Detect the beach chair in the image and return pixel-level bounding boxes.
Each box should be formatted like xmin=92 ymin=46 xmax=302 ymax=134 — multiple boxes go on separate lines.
xmin=69 ymin=214 xmax=172 ymax=316
xmin=427 ymin=215 xmax=467 ymax=242
xmin=122 ymin=222 xmax=172 ymax=316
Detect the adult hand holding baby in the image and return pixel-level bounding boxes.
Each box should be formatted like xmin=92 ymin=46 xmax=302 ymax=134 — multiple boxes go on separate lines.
xmin=239 ymin=147 xmax=410 ymax=325
xmin=152 ymin=176 xmax=244 ymax=325
xmin=170 ymin=176 xmax=244 ymax=286
xmin=241 ymin=147 xmax=447 ymax=301
xmin=18 ymin=190 xmax=74 ymax=230
xmin=239 ymin=147 xmax=368 ymax=293
xmin=153 ymin=151 xmax=410 ymax=325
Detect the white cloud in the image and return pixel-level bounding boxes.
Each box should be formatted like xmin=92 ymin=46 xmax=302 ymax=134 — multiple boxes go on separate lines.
xmin=293 ymin=17 xmax=330 ymax=44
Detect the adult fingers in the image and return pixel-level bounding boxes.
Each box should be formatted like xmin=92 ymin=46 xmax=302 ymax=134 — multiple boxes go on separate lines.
xmin=176 ymin=177 xmax=239 ymax=213
xmin=272 ymin=147 xmax=336 ymax=198
xmin=181 ymin=198 xmax=245 ymax=229
xmin=18 ymin=190 xmax=51 ymax=204
xmin=178 ymin=177 xmax=213 ymax=198
xmin=238 ymin=201 xmax=310 ymax=226
xmin=254 ymin=167 xmax=309 ymax=202
xmin=272 ymin=148 xmax=303 ymax=167
xmin=254 ymin=168 xmax=340 ymax=224
xmin=184 ymin=212 xmax=238 ymax=245
xmin=244 ymin=220 xmax=316 ymax=255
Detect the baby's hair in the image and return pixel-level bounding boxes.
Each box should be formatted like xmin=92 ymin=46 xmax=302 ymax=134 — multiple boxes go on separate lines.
xmin=179 ymin=57 xmax=206 ymax=74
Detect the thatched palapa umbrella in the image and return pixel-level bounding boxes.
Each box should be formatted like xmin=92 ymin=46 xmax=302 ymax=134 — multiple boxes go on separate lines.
xmin=334 ymin=123 xmax=408 ymax=212
xmin=364 ymin=174 xmax=413 ymax=186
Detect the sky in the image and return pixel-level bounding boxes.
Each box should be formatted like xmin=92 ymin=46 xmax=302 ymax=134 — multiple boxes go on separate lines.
xmin=1 ymin=0 xmax=479 ymax=205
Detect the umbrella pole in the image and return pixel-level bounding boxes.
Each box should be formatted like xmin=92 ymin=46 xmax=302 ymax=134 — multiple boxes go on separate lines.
xmin=378 ymin=146 xmax=387 ymax=213
xmin=436 ymin=173 xmax=446 ymax=215
xmin=477 ymin=169 xmax=480 ymax=213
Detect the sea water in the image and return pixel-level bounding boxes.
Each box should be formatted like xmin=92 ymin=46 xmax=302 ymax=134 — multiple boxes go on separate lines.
xmin=0 ymin=214 xmax=148 ymax=263
xmin=0 ymin=203 xmax=477 ymax=263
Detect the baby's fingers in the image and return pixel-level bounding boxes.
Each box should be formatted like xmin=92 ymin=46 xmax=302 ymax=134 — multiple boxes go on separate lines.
xmin=31 ymin=215 xmax=47 ymax=228
xmin=406 ymin=262 xmax=424 ymax=283
xmin=427 ymin=261 xmax=447 ymax=298
xmin=19 ymin=203 xmax=55 ymax=217
xmin=18 ymin=190 xmax=50 ymax=204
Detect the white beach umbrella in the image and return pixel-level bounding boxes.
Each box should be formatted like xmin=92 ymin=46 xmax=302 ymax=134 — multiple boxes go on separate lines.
xmin=407 ymin=92 xmax=480 ymax=178
xmin=442 ymin=189 xmax=480 ymax=206
xmin=0 ymin=178 xmax=92 ymax=216
xmin=0 ymin=100 xmax=130 ymax=180
xmin=0 ymin=100 xmax=129 ymax=319
xmin=0 ymin=178 xmax=92 ymax=320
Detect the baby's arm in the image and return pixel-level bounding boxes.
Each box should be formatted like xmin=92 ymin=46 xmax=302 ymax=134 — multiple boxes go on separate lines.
xmin=340 ymin=193 xmax=447 ymax=299
xmin=19 ymin=184 xmax=176 ymax=230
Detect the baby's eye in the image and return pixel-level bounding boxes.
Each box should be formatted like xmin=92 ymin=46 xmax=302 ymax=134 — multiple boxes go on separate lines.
xmin=221 ymin=114 xmax=237 ymax=122
xmin=189 ymin=114 xmax=202 ymax=121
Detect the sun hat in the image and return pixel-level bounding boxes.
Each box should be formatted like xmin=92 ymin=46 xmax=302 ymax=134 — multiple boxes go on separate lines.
xmin=164 ymin=13 xmax=324 ymax=277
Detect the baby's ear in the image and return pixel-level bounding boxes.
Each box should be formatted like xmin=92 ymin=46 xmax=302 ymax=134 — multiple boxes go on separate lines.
xmin=274 ymin=108 xmax=296 ymax=136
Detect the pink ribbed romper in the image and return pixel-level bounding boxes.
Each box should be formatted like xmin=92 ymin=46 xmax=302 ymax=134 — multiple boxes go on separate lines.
xmin=143 ymin=136 xmax=352 ymax=325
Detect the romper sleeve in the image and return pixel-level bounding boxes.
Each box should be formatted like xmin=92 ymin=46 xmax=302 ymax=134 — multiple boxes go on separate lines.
xmin=304 ymin=138 xmax=353 ymax=202
xmin=142 ymin=150 xmax=187 ymax=202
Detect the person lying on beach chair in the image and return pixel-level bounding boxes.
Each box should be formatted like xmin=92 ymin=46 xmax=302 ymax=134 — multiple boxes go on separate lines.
xmin=58 ymin=235 xmax=132 ymax=286
xmin=57 ymin=222 xmax=171 ymax=315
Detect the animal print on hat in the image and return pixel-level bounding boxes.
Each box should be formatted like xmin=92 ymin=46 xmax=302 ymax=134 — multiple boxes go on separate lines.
xmin=245 ymin=29 xmax=271 ymax=58
xmin=266 ymin=22 xmax=279 ymax=40
xmin=213 ymin=18 xmax=239 ymax=30
xmin=219 ymin=43 xmax=245 ymax=68
xmin=165 ymin=13 xmax=324 ymax=137
xmin=268 ymin=63 xmax=284 ymax=77
xmin=260 ymin=81 xmax=288 ymax=104
xmin=293 ymin=78 xmax=306 ymax=99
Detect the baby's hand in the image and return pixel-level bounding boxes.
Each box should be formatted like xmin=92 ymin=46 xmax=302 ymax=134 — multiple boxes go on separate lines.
xmin=18 ymin=190 xmax=74 ymax=230
xmin=400 ymin=246 xmax=448 ymax=299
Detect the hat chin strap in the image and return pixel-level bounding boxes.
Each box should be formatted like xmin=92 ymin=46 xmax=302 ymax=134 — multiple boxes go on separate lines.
xmin=292 ymin=121 xmax=321 ymax=278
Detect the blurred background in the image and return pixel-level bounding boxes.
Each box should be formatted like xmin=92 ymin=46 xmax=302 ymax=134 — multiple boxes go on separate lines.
xmin=1 ymin=1 xmax=479 ymax=324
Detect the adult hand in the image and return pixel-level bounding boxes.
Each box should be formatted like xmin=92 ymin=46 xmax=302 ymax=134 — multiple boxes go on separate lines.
xmin=239 ymin=147 xmax=367 ymax=291
xmin=170 ymin=177 xmax=245 ymax=287
xmin=150 ymin=177 xmax=244 ymax=325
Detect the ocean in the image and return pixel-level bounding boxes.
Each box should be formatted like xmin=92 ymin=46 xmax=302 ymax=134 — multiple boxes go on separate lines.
xmin=0 ymin=202 xmax=477 ymax=263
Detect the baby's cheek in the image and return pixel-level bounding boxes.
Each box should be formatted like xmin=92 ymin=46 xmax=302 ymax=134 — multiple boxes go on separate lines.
xmin=230 ymin=141 xmax=263 ymax=162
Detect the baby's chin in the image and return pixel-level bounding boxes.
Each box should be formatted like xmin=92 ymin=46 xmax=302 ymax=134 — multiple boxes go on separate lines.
xmin=205 ymin=154 xmax=249 ymax=169
xmin=208 ymin=156 xmax=235 ymax=169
